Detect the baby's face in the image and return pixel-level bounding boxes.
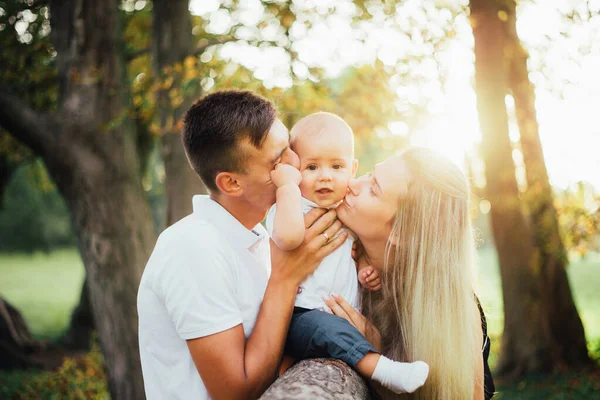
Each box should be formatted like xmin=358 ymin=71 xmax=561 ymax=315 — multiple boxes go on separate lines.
xmin=293 ymin=125 xmax=356 ymax=208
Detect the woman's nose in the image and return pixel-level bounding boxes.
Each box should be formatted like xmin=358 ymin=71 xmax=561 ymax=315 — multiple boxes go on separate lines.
xmin=347 ymin=178 xmax=359 ymax=195
xmin=281 ymin=148 xmax=300 ymax=169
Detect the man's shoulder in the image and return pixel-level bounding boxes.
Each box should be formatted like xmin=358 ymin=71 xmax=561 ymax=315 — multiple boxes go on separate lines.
xmin=158 ymin=213 xmax=223 ymax=249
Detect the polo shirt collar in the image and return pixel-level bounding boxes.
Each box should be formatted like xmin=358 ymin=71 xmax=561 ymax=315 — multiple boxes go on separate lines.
xmin=192 ymin=195 xmax=267 ymax=250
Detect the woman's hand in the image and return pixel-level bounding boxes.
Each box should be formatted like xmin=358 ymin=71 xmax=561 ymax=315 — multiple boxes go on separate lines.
xmin=324 ymin=293 xmax=382 ymax=352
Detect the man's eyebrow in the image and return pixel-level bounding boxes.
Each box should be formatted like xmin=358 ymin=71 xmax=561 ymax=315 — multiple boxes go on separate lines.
xmin=271 ymin=145 xmax=288 ymax=164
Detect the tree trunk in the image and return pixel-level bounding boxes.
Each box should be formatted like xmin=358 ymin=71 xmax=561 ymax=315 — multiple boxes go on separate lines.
xmin=61 ymin=278 xmax=94 ymax=351
xmin=470 ymin=0 xmax=555 ymax=377
xmin=260 ymin=359 xmax=371 ymax=400
xmin=0 ymin=1 xmax=157 ymax=398
xmin=504 ymin=1 xmax=591 ymax=368
xmin=0 ymin=297 xmax=43 ymax=370
xmin=59 ymin=156 xmax=155 ymax=399
xmin=153 ymin=0 xmax=207 ymax=227
xmin=162 ymin=133 xmax=206 ymax=225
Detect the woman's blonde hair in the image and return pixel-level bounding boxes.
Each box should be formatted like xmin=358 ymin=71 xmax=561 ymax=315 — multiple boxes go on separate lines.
xmin=363 ymin=147 xmax=479 ymax=399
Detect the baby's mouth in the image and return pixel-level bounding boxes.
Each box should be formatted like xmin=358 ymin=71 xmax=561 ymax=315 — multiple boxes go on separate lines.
xmin=316 ymin=188 xmax=334 ymax=195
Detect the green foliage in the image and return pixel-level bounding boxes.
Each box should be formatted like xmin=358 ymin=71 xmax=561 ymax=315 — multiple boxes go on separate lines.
xmin=493 ymin=371 xmax=600 ymax=400
xmin=555 ymin=182 xmax=600 ymax=256
xmin=0 ymin=340 xmax=109 ymax=400
xmin=0 ymin=161 xmax=74 ymax=253
xmin=0 ymin=0 xmax=56 ymax=166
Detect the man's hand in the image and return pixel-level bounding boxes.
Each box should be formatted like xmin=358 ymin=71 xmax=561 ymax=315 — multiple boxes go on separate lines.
xmin=358 ymin=265 xmax=381 ymax=292
xmin=271 ymin=163 xmax=302 ymax=188
xmin=270 ymin=208 xmax=347 ymax=288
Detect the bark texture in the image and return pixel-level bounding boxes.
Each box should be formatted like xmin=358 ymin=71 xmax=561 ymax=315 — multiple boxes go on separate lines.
xmin=260 ymin=359 xmax=372 ymax=400
xmin=470 ymin=0 xmax=591 ymax=377
xmin=61 ymin=278 xmax=94 ymax=351
xmin=153 ymin=0 xmax=207 ymax=226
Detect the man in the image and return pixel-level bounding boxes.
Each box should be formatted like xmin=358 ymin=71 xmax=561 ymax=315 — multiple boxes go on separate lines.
xmin=137 ymin=90 xmax=346 ymax=399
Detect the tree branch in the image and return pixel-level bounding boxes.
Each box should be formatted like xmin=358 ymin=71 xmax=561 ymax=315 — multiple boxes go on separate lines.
xmin=260 ymin=359 xmax=372 ymax=400
xmin=127 ymin=37 xmax=236 ymax=62
xmin=0 ymin=90 xmax=56 ymax=157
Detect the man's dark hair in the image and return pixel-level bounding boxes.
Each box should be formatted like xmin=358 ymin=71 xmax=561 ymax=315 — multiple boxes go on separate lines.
xmin=182 ymin=90 xmax=277 ymax=193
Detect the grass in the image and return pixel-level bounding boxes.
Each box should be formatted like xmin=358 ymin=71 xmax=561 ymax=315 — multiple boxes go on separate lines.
xmin=0 ymin=249 xmax=85 ymax=340
xmin=476 ymin=248 xmax=600 ymax=343
xmin=0 ymin=247 xmax=599 ymax=399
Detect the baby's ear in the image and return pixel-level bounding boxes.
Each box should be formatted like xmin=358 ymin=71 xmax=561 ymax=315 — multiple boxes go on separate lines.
xmin=352 ymin=159 xmax=358 ymax=177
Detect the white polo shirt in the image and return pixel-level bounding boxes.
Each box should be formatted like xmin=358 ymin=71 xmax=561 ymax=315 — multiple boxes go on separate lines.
xmin=266 ymin=197 xmax=359 ymax=310
xmin=137 ymin=195 xmax=271 ymax=400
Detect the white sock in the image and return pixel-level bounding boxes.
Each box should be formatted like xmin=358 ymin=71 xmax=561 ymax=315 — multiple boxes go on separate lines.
xmin=371 ymin=356 xmax=429 ymax=394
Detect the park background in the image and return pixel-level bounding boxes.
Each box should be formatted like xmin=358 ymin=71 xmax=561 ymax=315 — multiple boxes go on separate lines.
xmin=0 ymin=0 xmax=599 ymax=399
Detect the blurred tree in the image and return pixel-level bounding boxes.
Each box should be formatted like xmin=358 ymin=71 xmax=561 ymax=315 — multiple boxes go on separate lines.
xmin=504 ymin=0 xmax=591 ymax=371
xmin=150 ymin=0 xmax=207 ymax=226
xmin=0 ymin=1 xmax=155 ymax=398
xmin=470 ymin=0 xmax=591 ymax=378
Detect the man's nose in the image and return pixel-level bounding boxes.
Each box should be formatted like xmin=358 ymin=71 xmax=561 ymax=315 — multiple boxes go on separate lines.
xmin=281 ymin=148 xmax=300 ymax=169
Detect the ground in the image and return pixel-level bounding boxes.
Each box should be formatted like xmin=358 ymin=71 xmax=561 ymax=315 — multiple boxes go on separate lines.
xmin=0 ymin=247 xmax=599 ymax=399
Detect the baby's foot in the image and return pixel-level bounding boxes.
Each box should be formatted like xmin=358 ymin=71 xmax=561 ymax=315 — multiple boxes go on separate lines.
xmin=371 ymin=356 xmax=429 ymax=393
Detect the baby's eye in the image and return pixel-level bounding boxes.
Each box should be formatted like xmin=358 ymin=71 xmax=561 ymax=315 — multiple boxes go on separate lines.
xmin=333 ymin=164 xmax=343 ymax=170
xmin=307 ymin=165 xmax=317 ymax=171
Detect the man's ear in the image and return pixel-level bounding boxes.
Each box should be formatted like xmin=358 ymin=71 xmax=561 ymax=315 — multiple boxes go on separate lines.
xmin=352 ymin=159 xmax=359 ymax=177
xmin=215 ymin=172 xmax=243 ymax=197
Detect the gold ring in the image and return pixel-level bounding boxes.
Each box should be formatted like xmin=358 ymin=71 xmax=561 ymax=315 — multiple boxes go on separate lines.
xmin=322 ymin=232 xmax=330 ymax=242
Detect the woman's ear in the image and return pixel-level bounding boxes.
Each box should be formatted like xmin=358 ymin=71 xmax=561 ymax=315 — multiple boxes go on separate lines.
xmin=387 ymin=225 xmax=399 ymax=246
xmin=215 ymin=172 xmax=243 ymax=197
xmin=352 ymin=159 xmax=359 ymax=177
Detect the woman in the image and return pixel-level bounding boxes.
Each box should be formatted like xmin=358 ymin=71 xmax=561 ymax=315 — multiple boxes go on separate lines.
xmin=327 ymin=147 xmax=495 ymax=399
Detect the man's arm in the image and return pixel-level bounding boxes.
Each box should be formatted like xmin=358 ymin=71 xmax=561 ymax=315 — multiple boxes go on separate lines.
xmin=187 ymin=208 xmax=348 ymax=399
xmin=271 ymin=164 xmax=304 ymax=250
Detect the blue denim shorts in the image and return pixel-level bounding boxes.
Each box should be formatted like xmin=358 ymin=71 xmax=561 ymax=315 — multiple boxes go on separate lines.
xmin=284 ymin=307 xmax=378 ymax=367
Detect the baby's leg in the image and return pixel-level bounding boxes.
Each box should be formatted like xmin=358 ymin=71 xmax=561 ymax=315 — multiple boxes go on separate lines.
xmin=284 ymin=308 xmax=428 ymax=393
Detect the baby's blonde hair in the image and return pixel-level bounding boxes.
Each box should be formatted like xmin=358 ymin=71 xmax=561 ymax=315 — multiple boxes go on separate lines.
xmin=290 ymin=112 xmax=354 ymax=155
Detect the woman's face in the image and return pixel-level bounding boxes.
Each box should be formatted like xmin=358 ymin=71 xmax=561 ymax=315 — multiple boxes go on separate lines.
xmin=337 ymin=155 xmax=410 ymax=241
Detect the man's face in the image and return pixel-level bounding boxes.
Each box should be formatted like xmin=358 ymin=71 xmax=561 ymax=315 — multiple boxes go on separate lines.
xmin=237 ymin=119 xmax=299 ymax=215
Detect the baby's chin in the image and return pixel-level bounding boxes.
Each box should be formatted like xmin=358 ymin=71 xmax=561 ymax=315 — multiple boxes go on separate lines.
xmin=310 ymin=196 xmax=345 ymax=209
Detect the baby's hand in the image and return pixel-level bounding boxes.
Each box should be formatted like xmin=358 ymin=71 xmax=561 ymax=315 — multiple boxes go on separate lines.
xmin=358 ymin=265 xmax=381 ymax=292
xmin=271 ymin=163 xmax=302 ymax=188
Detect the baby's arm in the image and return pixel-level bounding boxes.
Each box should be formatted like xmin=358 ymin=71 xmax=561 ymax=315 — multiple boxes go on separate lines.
xmin=357 ymin=256 xmax=381 ymax=292
xmin=271 ymin=163 xmax=304 ymax=250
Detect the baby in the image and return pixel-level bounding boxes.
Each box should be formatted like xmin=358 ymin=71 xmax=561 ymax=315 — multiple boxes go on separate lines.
xmin=266 ymin=112 xmax=429 ymax=394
